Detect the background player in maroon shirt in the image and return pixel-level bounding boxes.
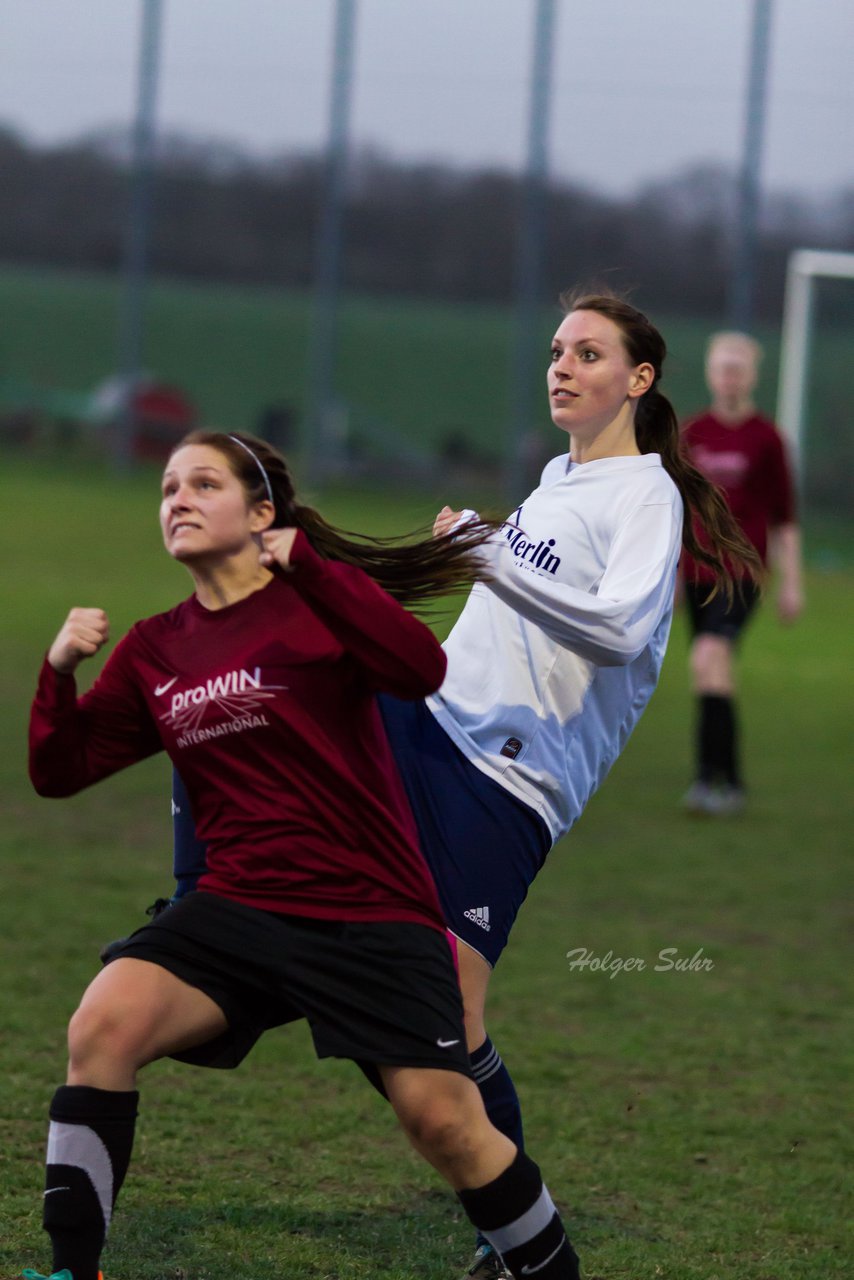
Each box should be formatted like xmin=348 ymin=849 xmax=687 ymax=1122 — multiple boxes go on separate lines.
xmin=680 ymin=332 xmax=804 ymax=816
xmin=25 ymin=433 xmax=581 ymax=1280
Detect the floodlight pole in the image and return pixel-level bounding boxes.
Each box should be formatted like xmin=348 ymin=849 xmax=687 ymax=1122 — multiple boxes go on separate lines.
xmin=505 ymin=0 xmax=556 ymax=501
xmin=728 ymin=0 xmax=773 ymax=333
xmin=305 ymin=0 xmax=357 ymax=485
xmin=115 ymin=0 xmax=163 ymax=472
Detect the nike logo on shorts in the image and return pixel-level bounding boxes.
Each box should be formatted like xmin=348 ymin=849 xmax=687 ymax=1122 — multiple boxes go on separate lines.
xmin=436 ymin=1038 xmax=460 ymax=1048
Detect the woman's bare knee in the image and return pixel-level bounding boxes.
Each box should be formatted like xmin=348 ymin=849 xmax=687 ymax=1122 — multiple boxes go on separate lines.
xmin=66 ymin=958 xmax=227 ymax=1088
xmin=690 ymin=634 xmax=734 ymax=694
xmin=68 ymin=1000 xmax=142 ymax=1074
xmin=400 ymin=1085 xmax=469 ymax=1154
xmin=382 ymin=1066 xmax=515 ymax=1188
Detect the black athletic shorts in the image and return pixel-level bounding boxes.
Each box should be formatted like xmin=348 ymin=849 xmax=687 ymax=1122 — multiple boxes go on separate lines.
xmin=108 ymin=892 xmax=473 ymax=1092
xmin=684 ymin=579 xmax=760 ymax=643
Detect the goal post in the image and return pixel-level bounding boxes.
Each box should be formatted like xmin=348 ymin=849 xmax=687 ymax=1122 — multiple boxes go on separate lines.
xmin=776 ymin=248 xmax=854 ymax=484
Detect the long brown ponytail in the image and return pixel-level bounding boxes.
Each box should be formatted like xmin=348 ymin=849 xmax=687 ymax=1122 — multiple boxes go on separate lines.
xmin=170 ymin=430 xmax=496 ymax=608
xmin=560 ymin=290 xmax=763 ymax=596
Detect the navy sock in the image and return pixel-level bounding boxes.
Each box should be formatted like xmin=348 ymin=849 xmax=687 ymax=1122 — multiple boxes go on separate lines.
xmin=43 ymin=1085 xmax=139 ymax=1280
xmin=458 ymin=1149 xmax=580 ymax=1279
xmin=470 ymin=1037 xmax=525 ymax=1152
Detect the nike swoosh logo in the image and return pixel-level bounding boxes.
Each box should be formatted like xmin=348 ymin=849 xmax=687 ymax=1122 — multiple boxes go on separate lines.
xmin=44 ymin=1186 xmax=71 ymax=1196
xmin=154 ymin=677 xmax=179 ymax=695
xmin=521 ymin=1240 xmax=565 ymax=1274
xmin=436 ymin=1038 xmax=460 ymax=1048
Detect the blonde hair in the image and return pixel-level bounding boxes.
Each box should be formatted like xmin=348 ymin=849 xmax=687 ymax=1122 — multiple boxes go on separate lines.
xmin=706 ymin=331 xmax=763 ymax=366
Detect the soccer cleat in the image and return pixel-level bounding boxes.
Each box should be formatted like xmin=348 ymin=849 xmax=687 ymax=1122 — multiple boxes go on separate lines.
xmin=682 ymin=781 xmax=718 ymax=814
xmin=682 ymin=781 xmax=746 ymax=817
xmin=21 ymin=1273 xmax=103 ymax=1280
xmin=711 ymin=784 xmax=746 ymax=816
xmin=461 ymin=1243 xmax=513 ymax=1278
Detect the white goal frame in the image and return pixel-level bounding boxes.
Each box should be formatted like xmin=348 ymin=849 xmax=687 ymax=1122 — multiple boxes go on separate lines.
xmin=776 ymin=248 xmax=854 ymax=481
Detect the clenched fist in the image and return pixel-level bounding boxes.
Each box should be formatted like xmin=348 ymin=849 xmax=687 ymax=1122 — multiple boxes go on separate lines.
xmin=48 ymin=607 xmax=110 ymax=674
xmin=259 ymin=527 xmax=298 ymax=570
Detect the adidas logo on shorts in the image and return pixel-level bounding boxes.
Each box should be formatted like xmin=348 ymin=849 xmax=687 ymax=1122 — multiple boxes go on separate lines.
xmin=464 ymin=906 xmax=491 ymax=931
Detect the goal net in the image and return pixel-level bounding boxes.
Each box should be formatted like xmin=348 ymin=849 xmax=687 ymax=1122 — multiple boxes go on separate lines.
xmin=776 ymin=249 xmax=854 ymax=523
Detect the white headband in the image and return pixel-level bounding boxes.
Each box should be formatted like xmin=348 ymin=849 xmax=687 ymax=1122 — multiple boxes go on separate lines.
xmin=228 ymin=435 xmax=274 ymax=506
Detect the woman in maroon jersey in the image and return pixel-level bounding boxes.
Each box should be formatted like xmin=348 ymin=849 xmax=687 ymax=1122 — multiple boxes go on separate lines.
xmin=681 ymin=331 xmax=804 ymax=816
xmin=25 ymin=432 xmax=580 ymax=1280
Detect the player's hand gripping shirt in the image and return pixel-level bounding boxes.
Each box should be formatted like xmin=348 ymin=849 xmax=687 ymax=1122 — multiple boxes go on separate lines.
xmin=30 ymin=532 xmax=448 ymax=931
xmin=428 ymin=453 xmax=683 ymax=843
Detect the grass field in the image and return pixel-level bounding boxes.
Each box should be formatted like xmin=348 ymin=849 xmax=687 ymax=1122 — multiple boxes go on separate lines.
xmin=1 ymin=454 xmax=852 ymax=1280
xmin=2 ymin=263 xmax=852 ymax=463
xmin=3 ymin=263 xmax=852 ymax=526
xmin=5 ymin=265 xmax=714 ymax=441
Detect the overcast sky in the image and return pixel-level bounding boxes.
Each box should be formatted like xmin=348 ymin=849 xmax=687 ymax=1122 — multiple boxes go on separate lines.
xmin=2 ymin=0 xmax=853 ymax=198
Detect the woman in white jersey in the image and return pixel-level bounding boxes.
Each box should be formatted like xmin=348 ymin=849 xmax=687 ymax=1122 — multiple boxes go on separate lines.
xmin=378 ymin=290 xmax=761 ymax=1277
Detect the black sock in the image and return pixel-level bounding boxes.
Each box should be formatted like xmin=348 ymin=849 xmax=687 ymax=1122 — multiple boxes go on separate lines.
xmin=470 ymin=1037 xmax=525 ymax=1253
xmin=698 ymin=694 xmax=740 ymax=786
xmin=43 ymin=1085 xmax=139 ymax=1280
xmin=457 ymin=1149 xmax=580 ymax=1279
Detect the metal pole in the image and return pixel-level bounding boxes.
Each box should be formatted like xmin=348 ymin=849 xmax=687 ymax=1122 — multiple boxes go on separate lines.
xmin=115 ymin=0 xmax=163 ymax=471
xmin=776 ymin=251 xmax=812 ymax=480
xmin=305 ymin=0 xmax=357 ymax=485
xmin=728 ymin=0 xmax=773 ymax=332
xmin=505 ymin=0 xmax=556 ymax=500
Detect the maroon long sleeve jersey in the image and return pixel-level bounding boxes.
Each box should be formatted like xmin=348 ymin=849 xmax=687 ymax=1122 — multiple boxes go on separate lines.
xmin=680 ymin=410 xmax=797 ymax=584
xmin=30 ymin=532 xmax=448 ymax=932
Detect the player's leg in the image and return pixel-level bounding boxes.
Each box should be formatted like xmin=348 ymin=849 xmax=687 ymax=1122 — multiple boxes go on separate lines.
xmin=686 ymin=632 xmax=745 ymax=813
xmin=377 ymin=696 xmax=547 ymax=1276
xmin=691 ymin=631 xmax=738 ymax=755
xmin=35 ymin=958 xmax=227 ymax=1280
xmin=68 ymin=956 xmax=229 ymax=1087
xmin=458 ymin=939 xmax=525 ymax=1166
xmin=381 ymin=1065 xmax=580 ymax=1280
xmin=455 ymin=938 xmax=527 ymax=1275
xmin=290 ymin=908 xmax=567 ymax=1280
xmin=683 ymin=582 xmax=757 ymax=814
xmin=378 ymin=696 xmax=543 ymax=1148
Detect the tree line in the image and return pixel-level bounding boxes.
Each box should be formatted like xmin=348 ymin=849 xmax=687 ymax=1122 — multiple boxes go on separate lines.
xmin=1 ymin=125 xmax=852 ymax=319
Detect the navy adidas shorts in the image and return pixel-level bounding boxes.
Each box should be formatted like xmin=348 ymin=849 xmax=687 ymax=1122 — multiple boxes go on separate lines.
xmin=108 ymin=892 xmax=473 ymax=1091
xmin=379 ymin=696 xmax=551 ymax=968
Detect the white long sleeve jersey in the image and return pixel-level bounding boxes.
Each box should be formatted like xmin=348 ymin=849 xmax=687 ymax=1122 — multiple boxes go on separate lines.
xmin=427 ymin=452 xmax=684 ymax=844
